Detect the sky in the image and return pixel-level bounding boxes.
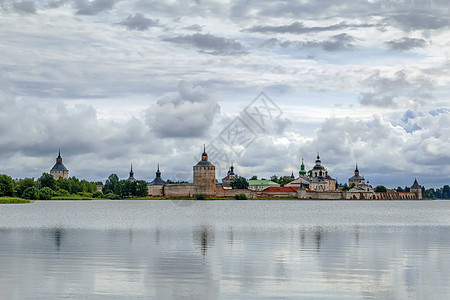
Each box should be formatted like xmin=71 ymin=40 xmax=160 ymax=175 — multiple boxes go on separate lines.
xmin=0 ymin=0 xmax=449 ymax=188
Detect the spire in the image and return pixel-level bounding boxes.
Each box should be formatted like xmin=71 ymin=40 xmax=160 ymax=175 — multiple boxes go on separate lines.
xmin=299 ymin=158 xmax=306 ymax=176
xmin=156 ymin=164 xmax=161 ymax=178
xmin=411 ymin=178 xmax=420 ymax=189
xmin=355 ymin=163 xmax=359 ymax=176
xmin=129 ymin=163 xmax=134 ymax=177
xmin=56 ymin=150 xmax=63 ymax=163
xmin=201 ymin=144 xmax=208 ymax=161
xmin=291 ymin=171 xmax=295 ymax=179
xmin=315 ymin=152 xmax=321 ymax=165
xmin=230 ymin=162 xmax=234 ymax=175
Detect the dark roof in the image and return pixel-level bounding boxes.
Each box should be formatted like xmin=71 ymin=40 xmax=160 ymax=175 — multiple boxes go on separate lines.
xmin=149 ymin=177 xmax=166 ymax=185
xmin=51 ymin=162 xmax=68 ymax=171
xmin=349 ymin=175 xmax=364 ymax=180
xmin=411 ymin=178 xmax=420 ymax=189
xmin=149 ymin=164 xmax=166 ymax=185
xmin=194 ymin=160 xmax=214 ymax=167
xmin=312 ymin=165 xmax=325 ymax=170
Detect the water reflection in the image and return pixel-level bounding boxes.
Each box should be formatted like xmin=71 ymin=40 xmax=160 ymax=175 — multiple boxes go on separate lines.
xmin=1 ymin=201 xmax=450 ymax=299
xmin=53 ymin=228 xmax=63 ymax=251
xmin=193 ymin=225 xmax=215 ymax=257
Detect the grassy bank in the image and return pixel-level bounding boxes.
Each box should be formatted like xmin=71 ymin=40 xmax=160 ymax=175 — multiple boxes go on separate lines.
xmin=0 ymin=197 xmax=31 ymax=204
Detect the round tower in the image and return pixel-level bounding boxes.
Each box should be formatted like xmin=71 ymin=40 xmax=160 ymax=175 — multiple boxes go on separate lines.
xmin=50 ymin=150 xmax=69 ymax=180
xmin=410 ymin=178 xmax=422 ymax=199
xmin=193 ymin=145 xmax=216 ymax=197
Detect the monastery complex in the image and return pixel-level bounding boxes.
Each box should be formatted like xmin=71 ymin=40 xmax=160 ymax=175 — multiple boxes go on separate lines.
xmin=50 ymin=147 xmax=422 ymax=200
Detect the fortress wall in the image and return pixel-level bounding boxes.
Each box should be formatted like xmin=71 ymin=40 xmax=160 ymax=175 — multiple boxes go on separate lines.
xmin=343 ymin=191 xmax=377 ymax=200
xmin=303 ymin=191 xmax=343 ymax=200
xmin=216 ymin=185 xmax=257 ymax=198
xmin=147 ymin=185 xmax=164 ymax=197
xmin=258 ymin=191 xmax=297 ymax=198
xmin=164 ymin=184 xmax=194 ymax=198
xmin=375 ymin=191 xmax=419 ymax=200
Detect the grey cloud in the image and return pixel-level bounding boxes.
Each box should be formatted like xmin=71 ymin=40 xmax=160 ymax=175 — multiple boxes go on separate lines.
xmin=118 ymin=13 xmax=160 ymax=31
xmin=163 ymin=33 xmax=245 ymax=55
xmin=260 ymin=34 xmax=355 ymax=52
xmin=304 ymin=33 xmax=355 ymax=52
xmin=244 ymin=21 xmax=374 ymax=34
xmin=183 ymin=24 xmax=203 ymax=32
xmin=386 ymin=37 xmax=427 ymax=50
xmin=145 ymin=81 xmax=220 ymax=138
xmin=303 ymin=112 xmax=450 ymax=185
xmin=12 ymin=0 xmax=36 ymax=13
xmin=74 ymin=0 xmax=116 ymax=15
xmin=359 ymin=70 xmax=433 ymax=107
xmin=389 ymin=12 xmax=450 ymax=31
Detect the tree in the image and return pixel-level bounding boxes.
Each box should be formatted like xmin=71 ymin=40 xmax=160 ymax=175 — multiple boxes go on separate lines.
xmin=104 ymin=174 xmax=119 ymax=194
xmin=120 ymin=180 xmax=132 ymax=197
xmin=443 ymin=185 xmax=450 ymax=199
xmin=249 ymin=175 xmax=258 ymax=180
xmin=56 ymin=177 xmax=71 ymax=193
xmin=22 ymin=186 xmax=40 ymax=200
xmin=235 ymin=193 xmax=248 ymax=200
xmin=15 ymin=178 xmax=35 ymax=197
xmin=341 ymin=183 xmax=350 ymax=191
xmin=135 ymin=180 xmax=148 ymax=197
xmin=375 ymin=185 xmax=387 ymax=193
xmin=38 ymin=173 xmax=56 ymax=190
xmin=68 ymin=177 xmax=81 ymax=194
xmin=270 ymin=175 xmax=279 ymax=183
xmin=0 ymin=174 xmax=14 ymax=197
xmin=279 ymin=176 xmax=294 ymax=186
xmin=92 ymin=191 xmax=104 ymax=198
xmin=39 ymin=187 xmax=54 ymax=200
xmin=230 ymin=176 xmax=249 ymax=189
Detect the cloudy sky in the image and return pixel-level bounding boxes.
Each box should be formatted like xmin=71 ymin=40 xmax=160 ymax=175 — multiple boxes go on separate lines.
xmin=1 ymin=0 xmax=449 ymax=188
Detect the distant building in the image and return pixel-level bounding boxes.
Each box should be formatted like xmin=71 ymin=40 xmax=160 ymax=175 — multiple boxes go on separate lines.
xmin=286 ymin=154 xmax=336 ymax=191
xmin=348 ymin=164 xmax=373 ymax=193
xmin=147 ymin=164 xmax=166 ymax=197
xmin=193 ymin=146 xmax=216 ymax=197
xmin=50 ymin=150 xmax=68 ymax=180
xmin=247 ymin=179 xmax=280 ymax=191
xmin=127 ymin=164 xmax=136 ymax=181
xmin=148 ymin=164 xmax=166 ymax=186
xmin=221 ymin=163 xmax=236 ymax=187
xmin=410 ymin=178 xmax=422 ymax=199
xmin=348 ymin=164 xmax=364 ymax=186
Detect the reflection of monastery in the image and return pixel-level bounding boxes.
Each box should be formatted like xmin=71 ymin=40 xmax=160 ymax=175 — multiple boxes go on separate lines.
xmin=51 ymin=148 xmax=422 ymax=200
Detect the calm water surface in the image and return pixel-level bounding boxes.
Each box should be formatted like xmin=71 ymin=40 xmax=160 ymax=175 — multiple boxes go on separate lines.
xmin=1 ymin=200 xmax=449 ymax=299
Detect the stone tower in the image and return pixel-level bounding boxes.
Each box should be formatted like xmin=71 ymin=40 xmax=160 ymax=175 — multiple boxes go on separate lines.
xmin=50 ymin=150 xmax=69 ymax=180
xmin=411 ymin=178 xmax=422 ymax=199
xmin=193 ymin=145 xmax=216 ymax=197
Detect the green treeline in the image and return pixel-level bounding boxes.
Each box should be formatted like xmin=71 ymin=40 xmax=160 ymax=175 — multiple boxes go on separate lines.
xmin=0 ymin=173 xmax=148 ymax=200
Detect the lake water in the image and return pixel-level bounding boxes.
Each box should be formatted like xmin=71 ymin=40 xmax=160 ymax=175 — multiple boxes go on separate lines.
xmin=1 ymin=200 xmax=449 ymax=299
